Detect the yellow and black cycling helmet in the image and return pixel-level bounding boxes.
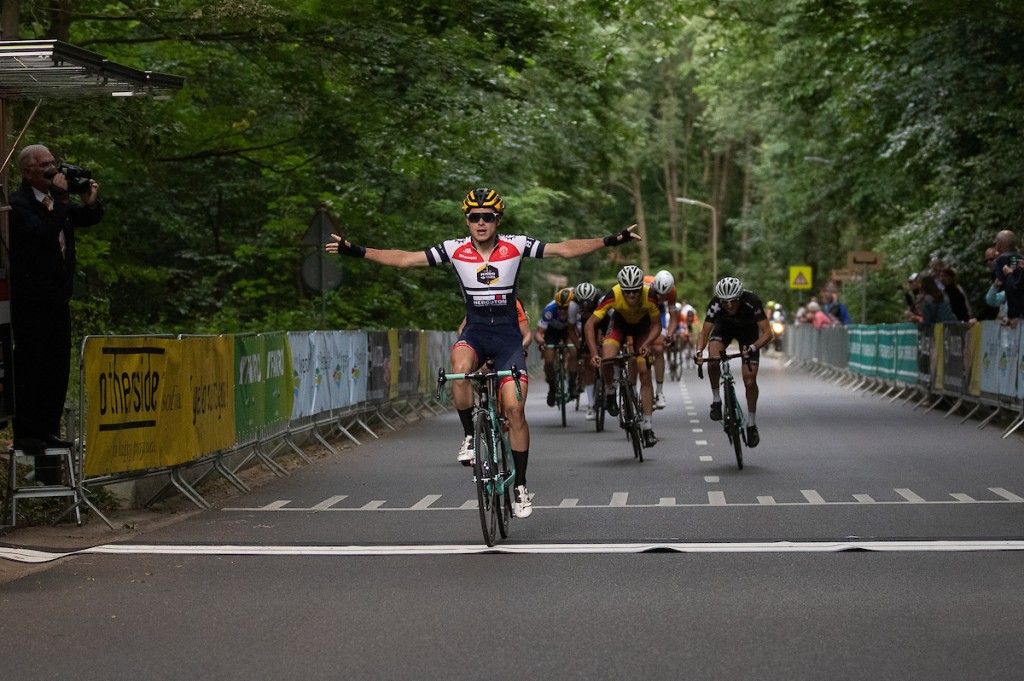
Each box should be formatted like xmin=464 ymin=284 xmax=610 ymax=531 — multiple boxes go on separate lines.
xmin=462 ymin=188 xmax=504 ymax=214
xmin=555 ymin=287 xmax=575 ymax=308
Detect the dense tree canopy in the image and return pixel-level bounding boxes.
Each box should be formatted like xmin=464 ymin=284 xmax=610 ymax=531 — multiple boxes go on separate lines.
xmin=3 ymin=0 xmax=1022 ymax=339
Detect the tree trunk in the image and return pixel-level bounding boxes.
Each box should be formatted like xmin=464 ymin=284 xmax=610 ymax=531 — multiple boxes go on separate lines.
xmin=631 ymin=166 xmax=650 ymax=273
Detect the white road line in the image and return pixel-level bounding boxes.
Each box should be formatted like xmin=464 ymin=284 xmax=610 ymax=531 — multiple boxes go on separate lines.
xmin=220 ymin=491 xmax=1024 ymax=512
xmin=410 ymin=495 xmax=442 ymax=510
xmin=700 ymin=456 xmax=713 ymax=462
xmin=692 ymin=428 xmax=704 ymax=433
xmin=659 ymin=497 xmax=676 ymax=506
xmin=311 ymin=495 xmax=348 ymax=511
xmin=801 ymin=490 xmax=826 ymax=504
xmin=705 ymin=476 xmax=720 ymax=483
xmin=696 ymin=440 xmax=709 ymax=446
xmin=991 ymin=487 xmax=1024 ymax=502
xmin=895 ymin=488 xmax=927 ymax=503
xmin=6 ymin=540 xmax=1024 ymax=563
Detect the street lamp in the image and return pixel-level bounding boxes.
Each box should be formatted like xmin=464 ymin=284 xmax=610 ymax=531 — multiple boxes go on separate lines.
xmin=676 ymin=197 xmax=718 ymax=283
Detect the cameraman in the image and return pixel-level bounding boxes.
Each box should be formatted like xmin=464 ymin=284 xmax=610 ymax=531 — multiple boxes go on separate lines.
xmin=8 ymin=144 xmax=102 ymax=483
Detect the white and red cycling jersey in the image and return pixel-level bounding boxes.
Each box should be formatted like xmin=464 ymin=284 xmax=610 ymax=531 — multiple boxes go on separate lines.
xmin=425 ymin=234 xmax=545 ymax=329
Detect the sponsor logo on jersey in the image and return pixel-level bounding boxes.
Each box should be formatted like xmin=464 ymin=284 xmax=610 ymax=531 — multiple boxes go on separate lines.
xmin=477 ymin=263 xmax=500 ymax=286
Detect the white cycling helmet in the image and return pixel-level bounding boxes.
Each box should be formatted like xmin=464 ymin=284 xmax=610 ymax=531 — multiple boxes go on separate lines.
xmin=652 ymin=270 xmax=675 ymax=295
xmin=617 ymin=264 xmax=645 ymax=291
xmin=715 ymin=276 xmax=743 ymax=301
xmin=574 ymin=282 xmax=597 ymax=301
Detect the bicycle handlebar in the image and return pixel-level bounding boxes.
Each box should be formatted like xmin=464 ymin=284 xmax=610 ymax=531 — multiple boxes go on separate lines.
xmin=696 ymin=351 xmax=749 ymax=379
xmin=599 ymin=351 xmax=640 ymax=365
xmin=436 ymin=362 xmax=524 ymax=401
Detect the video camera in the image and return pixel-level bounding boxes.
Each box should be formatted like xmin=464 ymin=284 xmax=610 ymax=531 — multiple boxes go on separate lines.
xmin=43 ymin=162 xmax=93 ymax=194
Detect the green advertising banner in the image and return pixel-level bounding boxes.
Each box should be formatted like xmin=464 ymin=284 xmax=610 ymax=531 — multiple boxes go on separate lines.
xmin=235 ymin=332 xmax=295 ymax=440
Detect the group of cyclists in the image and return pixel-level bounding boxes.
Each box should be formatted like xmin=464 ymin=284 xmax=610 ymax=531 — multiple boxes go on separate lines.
xmin=326 ymin=187 xmax=773 ymax=520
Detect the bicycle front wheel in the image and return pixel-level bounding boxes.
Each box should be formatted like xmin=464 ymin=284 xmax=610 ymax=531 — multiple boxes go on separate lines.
xmin=621 ymin=386 xmax=644 ymax=461
xmin=594 ymin=373 xmax=605 ymax=433
xmin=496 ymin=430 xmax=513 ymax=539
xmin=723 ymin=383 xmax=743 ymax=470
xmin=474 ymin=416 xmax=500 ymax=545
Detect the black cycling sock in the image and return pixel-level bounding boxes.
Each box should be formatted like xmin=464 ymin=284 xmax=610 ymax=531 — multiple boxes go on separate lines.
xmin=512 ymin=449 xmax=528 ymax=487
xmin=458 ymin=408 xmax=474 ymax=437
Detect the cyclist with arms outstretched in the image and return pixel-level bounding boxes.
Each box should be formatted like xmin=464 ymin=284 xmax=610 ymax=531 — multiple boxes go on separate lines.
xmin=694 ymin=276 xmax=774 ymax=448
xmin=584 ymin=265 xmax=662 ymax=447
xmin=327 ymin=188 xmax=638 ymax=517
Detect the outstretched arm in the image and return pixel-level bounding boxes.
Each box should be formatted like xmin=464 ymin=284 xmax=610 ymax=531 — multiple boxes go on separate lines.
xmin=325 ymin=233 xmax=428 ymax=268
xmin=544 ymin=224 xmax=640 ymax=258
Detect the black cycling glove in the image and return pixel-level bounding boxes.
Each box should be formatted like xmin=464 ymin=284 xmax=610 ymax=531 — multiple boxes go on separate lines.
xmin=603 ymin=228 xmax=633 ymax=247
xmin=338 ymin=240 xmax=367 ymax=258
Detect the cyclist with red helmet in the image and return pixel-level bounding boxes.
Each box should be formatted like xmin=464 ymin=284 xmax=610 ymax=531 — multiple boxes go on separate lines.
xmin=327 ymin=188 xmax=638 ymax=517
xmin=694 ymin=276 xmax=774 ymax=448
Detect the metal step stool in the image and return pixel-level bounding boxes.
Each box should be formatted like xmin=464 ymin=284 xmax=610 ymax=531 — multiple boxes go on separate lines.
xmin=5 ymin=446 xmax=82 ymax=526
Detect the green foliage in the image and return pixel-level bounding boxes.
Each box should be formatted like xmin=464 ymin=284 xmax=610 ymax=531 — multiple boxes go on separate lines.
xmin=3 ymin=0 xmax=1022 ymax=334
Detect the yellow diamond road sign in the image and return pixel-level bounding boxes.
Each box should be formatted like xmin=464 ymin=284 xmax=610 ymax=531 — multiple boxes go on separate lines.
xmin=789 ymin=266 xmax=812 ymax=290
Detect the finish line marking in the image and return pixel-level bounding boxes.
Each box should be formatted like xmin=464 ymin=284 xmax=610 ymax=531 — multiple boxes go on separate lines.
xmin=4 ymin=540 xmax=1024 ymax=564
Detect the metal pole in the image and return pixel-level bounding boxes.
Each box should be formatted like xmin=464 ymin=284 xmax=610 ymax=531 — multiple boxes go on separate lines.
xmin=862 ymin=264 xmax=868 ymax=324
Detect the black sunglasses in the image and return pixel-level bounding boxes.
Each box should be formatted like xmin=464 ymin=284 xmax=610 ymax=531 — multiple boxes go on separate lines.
xmin=466 ymin=212 xmax=499 ymax=223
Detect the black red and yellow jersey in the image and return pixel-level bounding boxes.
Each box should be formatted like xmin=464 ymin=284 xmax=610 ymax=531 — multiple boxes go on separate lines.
xmin=591 ymin=284 xmax=661 ymax=325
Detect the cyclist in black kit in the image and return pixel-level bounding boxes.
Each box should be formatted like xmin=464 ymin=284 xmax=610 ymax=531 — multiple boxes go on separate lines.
xmin=694 ymin=276 xmax=774 ymax=448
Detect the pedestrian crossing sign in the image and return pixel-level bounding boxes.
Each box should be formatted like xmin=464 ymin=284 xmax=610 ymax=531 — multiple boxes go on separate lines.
xmin=789 ymin=266 xmax=812 ymax=290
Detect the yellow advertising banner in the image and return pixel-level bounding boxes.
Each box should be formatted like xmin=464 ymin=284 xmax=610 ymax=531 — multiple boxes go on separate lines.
xmin=388 ymin=328 xmax=400 ymax=400
xmin=84 ymin=336 xmax=236 ymax=477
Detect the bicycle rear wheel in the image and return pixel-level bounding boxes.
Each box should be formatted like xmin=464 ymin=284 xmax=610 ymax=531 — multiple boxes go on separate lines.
xmin=594 ymin=373 xmax=605 ymax=433
xmin=723 ymin=383 xmax=743 ymax=470
xmin=668 ymin=347 xmax=682 ymax=381
xmin=474 ymin=416 xmax=500 ymax=545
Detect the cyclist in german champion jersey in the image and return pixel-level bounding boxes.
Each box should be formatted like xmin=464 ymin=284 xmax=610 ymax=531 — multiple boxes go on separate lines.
xmin=572 ymin=281 xmax=603 ymax=420
xmin=534 ymin=287 xmax=580 ymax=407
xmin=693 ymin=276 xmax=774 ymax=448
xmin=326 ymin=188 xmax=639 ymax=517
xmin=643 ymin=270 xmax=680 ymax=410
xmin=584 ymin=264 xmax=662 ymax=447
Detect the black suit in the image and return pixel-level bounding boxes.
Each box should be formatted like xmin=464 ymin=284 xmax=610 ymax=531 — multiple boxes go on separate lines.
xmin=8 ymin=179 xmax=103 ymax=482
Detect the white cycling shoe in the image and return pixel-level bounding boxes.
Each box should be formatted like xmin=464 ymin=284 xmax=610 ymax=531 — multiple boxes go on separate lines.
xmin=654 ymin=393 xmax=667 ymax=410
xmin=512 ymin=485 xmax=533 ymax=518
xmin=457 ymin=435 xmax=474 ymax=466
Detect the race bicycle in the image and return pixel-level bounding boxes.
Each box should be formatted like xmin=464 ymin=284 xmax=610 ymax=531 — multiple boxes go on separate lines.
xmin=436 ymin=360 xmax=522 ymax=546
xmin=697 ymin=349 xmax=748 ymax=469
xmin=545 ymin=342 xmax=575 ymax=427
xmin=667 ymin=337 xmax=685 ymax=381
xmin=600 ymin=350 xmax=646 ymax=462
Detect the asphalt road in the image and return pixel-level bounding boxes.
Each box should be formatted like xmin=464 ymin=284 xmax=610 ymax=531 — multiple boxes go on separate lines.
xmin=2 ymin=356 xmax=1023 ymax=680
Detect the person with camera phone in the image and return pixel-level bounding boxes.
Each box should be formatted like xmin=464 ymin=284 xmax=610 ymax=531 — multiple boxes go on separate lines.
xmin=7 ymin=144 xmax=102 ymax=484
